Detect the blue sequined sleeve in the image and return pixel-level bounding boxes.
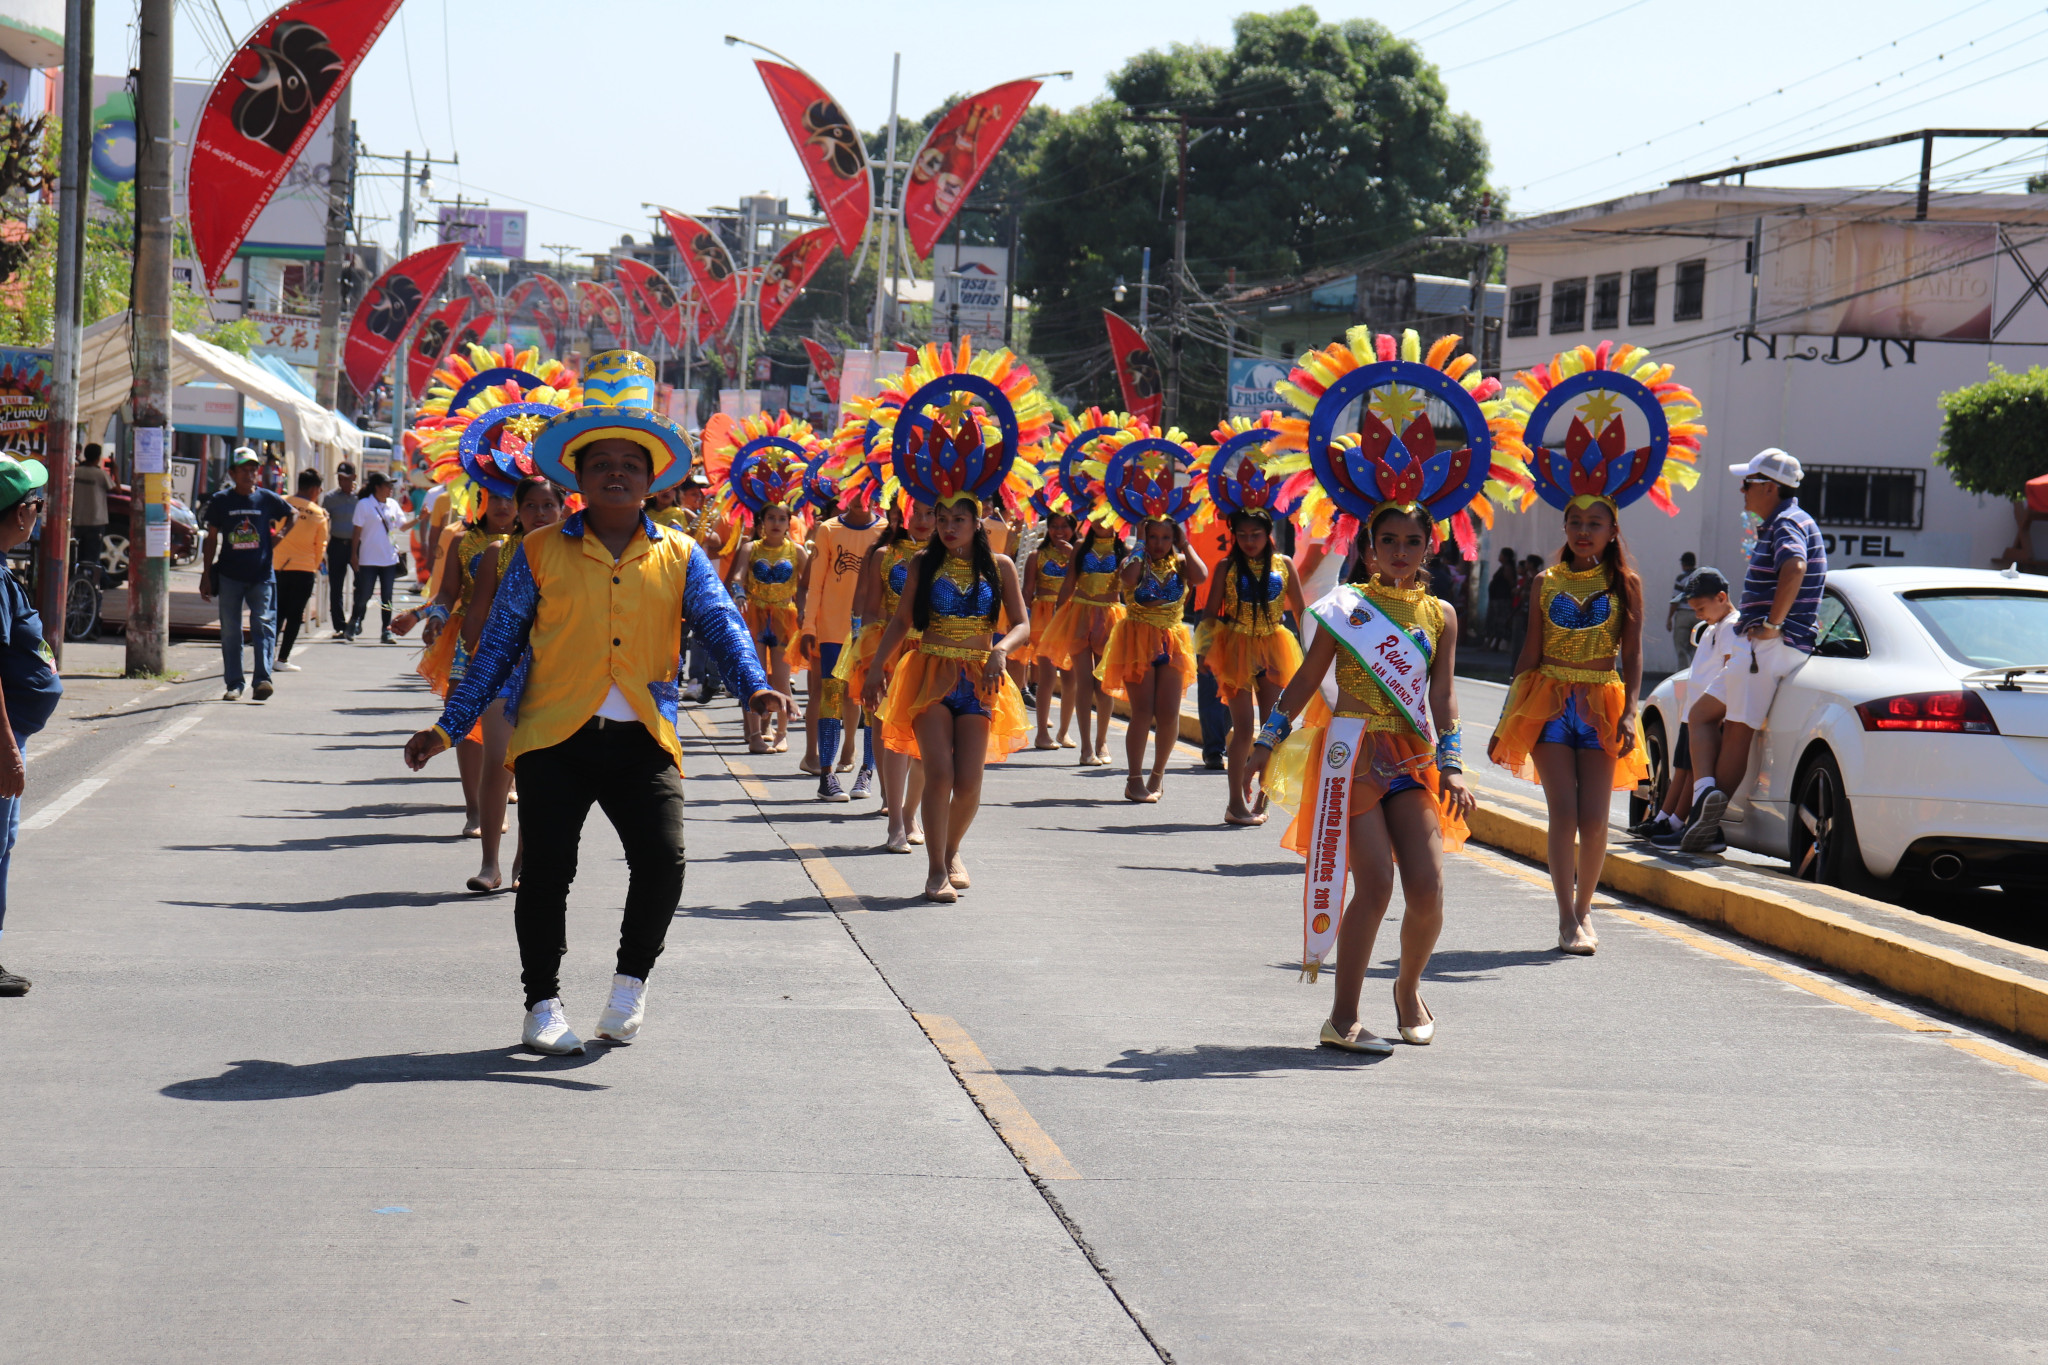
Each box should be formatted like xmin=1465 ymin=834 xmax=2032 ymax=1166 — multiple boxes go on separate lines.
xmin=438 ymin=545 xmax=536 ymax=740
xmin=684 ymin=543 xmax=770 ymax=701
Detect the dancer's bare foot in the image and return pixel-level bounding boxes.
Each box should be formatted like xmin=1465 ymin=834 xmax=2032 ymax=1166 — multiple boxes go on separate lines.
xmin=947 ymin=854 xmax=971 ymax=890
xmin=1224 ymin=807 xmax=1266 ymax=826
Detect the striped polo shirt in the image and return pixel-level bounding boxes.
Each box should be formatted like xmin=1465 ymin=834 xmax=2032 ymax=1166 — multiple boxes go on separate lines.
xmin=1737 ymin=496 xmax=1826 ymax=652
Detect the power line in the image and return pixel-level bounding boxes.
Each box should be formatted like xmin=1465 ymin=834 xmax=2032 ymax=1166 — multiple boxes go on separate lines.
xmin=1407 ymin=0 xmax=1521 ymax=45
xmin=1445 ymin=0 xmax=1656 ymax=74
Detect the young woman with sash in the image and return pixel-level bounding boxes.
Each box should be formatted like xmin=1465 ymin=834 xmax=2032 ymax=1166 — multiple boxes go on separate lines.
xmin=1090 ymin=435 xmax=1209 ymax=803
xmin=1018 ymin=509 xmax=1078 ymax=750
xmin=861 ymin=344 xmax=1050 ymax=903
xmin=1489 ymin=342 xmax=1705 ymax=955
xmin=1254 ymin=327 xmax=1527 ymax=1052
xmin=1040 ymin=412 xmax=1140 ymax=767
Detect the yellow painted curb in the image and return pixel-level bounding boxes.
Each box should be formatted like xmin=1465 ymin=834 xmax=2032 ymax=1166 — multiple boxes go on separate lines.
xmin=1467 ymin=802 xmax=2048 ymax=1048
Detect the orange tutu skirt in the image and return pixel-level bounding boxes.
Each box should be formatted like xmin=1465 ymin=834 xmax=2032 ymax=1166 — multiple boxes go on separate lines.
xmin=1487 ymin=668 xmax=1649 ymax=790
xmin=878 ymin=647 xmax=1033 ymax=761
xmin=416 ymin=614 xmax=461 ymax=696
xmin=744 ymin=601 xmax=806 ymax=667
xmin=1269 ymin=725 xmax=1468 ymax=855
xmin=1096 ymin=618 xmax=1196 ymax=700
xmin=1039 ymin=599 xmax=1124 ymax=672
xmin=1013 ymin=597 xmax=1062 ymax=666
xmin=1205 ymin=623 xmax=1304 ymax=705
xmin=834 ymin=621 xmax=917 ymax=707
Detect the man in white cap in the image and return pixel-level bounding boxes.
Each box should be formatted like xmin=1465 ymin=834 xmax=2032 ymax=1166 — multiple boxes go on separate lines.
xmin=1666 ymin=448 xmax=1825 ymax=853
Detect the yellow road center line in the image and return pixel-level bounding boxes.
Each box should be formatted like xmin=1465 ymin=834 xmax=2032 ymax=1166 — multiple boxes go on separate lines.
xmin=913 ymin=1014 xmax=1082 ymax=1182
xmin=1456 ymin=844 xmax=2048 ymax=1085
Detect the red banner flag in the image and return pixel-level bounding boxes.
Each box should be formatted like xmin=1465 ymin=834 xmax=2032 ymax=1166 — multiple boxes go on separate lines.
xmin=659 ymin=209 xmax=741 ymax=333
xmin=531 ymin=274 xmax=574 ymax=336
xmin=614 ymin=256 xmax=682 ymax=347
xmin=502 ymin=277 xmax=557 ymax=353
xmin=463 ymin=272 xmax=497 ymax=315
xmin=1102 ymin=309 xmax=1163 ymax=428
xmin=188 ymin=0 xmax=406 ymax=288
xmin=405 ymin=295 xmax=470 ymax=395
xmin=758 ymin=227 xmax=836 ymax=334
xmin=450 ymin=307 xmax=493 ymax=355
xmin=902 ymin=80 xmax=1041 ymax=260
xmin=576 ymin=280 xmax=627 ymax=345
xmin=343 ymin=242 xmax=462 ymax=395
xmin=801 ymin=338 xmax=841 ymax=405
xmin=753 ymin=61 xmax=871 ymax=257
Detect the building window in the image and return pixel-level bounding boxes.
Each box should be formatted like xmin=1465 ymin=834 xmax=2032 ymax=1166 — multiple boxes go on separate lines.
xmin=1550 ymin=277 xmax=1586 ymax=334
xmin=1507 ymin=284 xmax=1541 ymax=337
xmin=1628 ymin=267 xmax=1658 ymax=326
xmin=1796 ymin=464 xmax=1925 ymax=530
xmin=1674 ymin=259 xmax=1707 ymax=321
xmin=1592 ymin=273 xmax=1622 ymax=329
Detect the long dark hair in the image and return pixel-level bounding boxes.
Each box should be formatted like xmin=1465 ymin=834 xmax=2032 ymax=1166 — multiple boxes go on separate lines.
xmin=1556 ymin=512 xmax=1642 ymax=643
xmin=1079 ymin=517 xmax=1126 ymax=569
xmin=912 ymin=518 xmax=1001 ymax=631
xmin=1222 ymin=508 xmax=1279 ymax=623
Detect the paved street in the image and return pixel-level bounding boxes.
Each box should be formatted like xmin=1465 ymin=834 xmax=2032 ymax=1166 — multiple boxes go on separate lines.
xmin=8 ymin=641 xmax=2048 ymax=1363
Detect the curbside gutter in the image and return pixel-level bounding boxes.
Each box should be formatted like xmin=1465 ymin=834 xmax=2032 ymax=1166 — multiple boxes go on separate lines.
xmin=1116 ymin=695 xmax=2048 ymax=1047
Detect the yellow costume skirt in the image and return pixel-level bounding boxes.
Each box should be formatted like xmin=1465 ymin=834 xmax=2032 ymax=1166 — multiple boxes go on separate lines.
xmin=1014 ymin=597 xmax=1063 ymax=666
xmin=878 ymin=647 xmax=1033 ymax=762
xmin=1205 ymin=622 xmax=1303 ymax=706
xmin=1487 ymin=667 xmax=1649 ymax=790
xmin=833 ymin=621 xmax=919 ymax=706
xmin=1039 ymin=599 xmax=1124 ymax=672
xmin=1095 ymin=618 xmax=1196 ymax=700
xmin=415 ymin=612 xmax=462 ymax=697
xmin=1265 ymin=724 xmax=1468 ymax=855
xmin=743 ymin=601 xmax=806 ymax=668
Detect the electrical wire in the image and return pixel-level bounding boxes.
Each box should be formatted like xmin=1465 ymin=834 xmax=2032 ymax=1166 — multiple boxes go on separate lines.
xmin=1445 ymin=0 xmax=1656 ymax=74
xmin=1407 ymin=0 xmax=1522 ymax=47
xmin=394 ymin=6 xmax=433 ymax=158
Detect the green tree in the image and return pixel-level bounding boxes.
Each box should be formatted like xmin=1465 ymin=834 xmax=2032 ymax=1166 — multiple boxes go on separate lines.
xmin=1935 ymin=364 xmax=2048 ymax=500
xmin=1018 ymin=6 xmax=1495 ymax=413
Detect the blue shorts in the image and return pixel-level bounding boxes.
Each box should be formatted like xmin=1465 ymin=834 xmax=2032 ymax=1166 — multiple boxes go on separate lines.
xmin=1384 ymin=772 xmax=1426 ymax=798
xmin=1537 ymin=692 xmax=1606 ymax=750
xmin=940 ymin=669 xmax=991 ymax=719
xmin=817 ymin=641 xmax=842 ymax=674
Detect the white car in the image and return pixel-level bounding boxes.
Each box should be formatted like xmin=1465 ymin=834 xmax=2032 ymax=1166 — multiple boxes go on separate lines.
xmin=1636 ymin=566 xmax=2048 ymax=892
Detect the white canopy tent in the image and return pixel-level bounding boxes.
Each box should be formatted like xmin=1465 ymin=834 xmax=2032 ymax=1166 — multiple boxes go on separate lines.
xmin=78 ymin=312 xmax=366 ymax=476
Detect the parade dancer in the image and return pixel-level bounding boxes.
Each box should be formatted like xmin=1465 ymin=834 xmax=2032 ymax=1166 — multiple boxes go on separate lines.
xmin=1040 ymin=411 xmax=1139 ymax=765
xmin=1090 ymin=433 xmax=1209 ymax=803
xmin=860 ymin=342 xmax=1047 ymax=902
xmin=710 ymin=415 xmax=823 ymax=755
xmin=1253 ymin=327 xmax=1520 ymax=1052
xmin=840 ymin=500 xmax=935 ymax=852
xmin=1201 ymin=499 xmax=1306 ymax=826
xmin=404 ymin=350 xmax=790 ymax=1056
xmin=798 ymin=457 xmax=884 ymax=799
xmin=1489 ymin=341 xmax=1706 ymax=954
xmin=1019 ymin=509 xmax=1076 ymax=749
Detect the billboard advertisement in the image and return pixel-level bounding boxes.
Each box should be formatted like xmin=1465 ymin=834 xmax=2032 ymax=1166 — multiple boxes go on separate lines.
xmin=1760 ymin=219 xmax=1997 ymax=341
xmin=437 ymin=207 xmax=529 ymax=258
xmin=0 ymin=347 xmax=52 ymax=460
xmin=930 ymin=245 xmax=1010 ymax=348
xmin=1227 ymin=356 xmax=1289 ymax=418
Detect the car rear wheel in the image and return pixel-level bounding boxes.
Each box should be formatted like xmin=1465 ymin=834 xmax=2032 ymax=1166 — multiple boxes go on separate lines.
xmin=100 ymin=532 xmax=128 ymax=579
xmin=1629 ymin=713 xmax=1669 ymax=827
xmin=1791 ymin=750 xmax=1867 ymax=888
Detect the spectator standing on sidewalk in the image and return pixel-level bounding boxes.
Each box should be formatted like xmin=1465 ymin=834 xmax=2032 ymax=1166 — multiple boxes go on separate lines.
xmin=321 ymin=463 xmax=358 ymax=638
xmin=1665 ymin=551 xmax=1699 ymax=667
xmin=1486 ymin=547 xmax=1517 ymax=649
xmin=272 ymin=468 xmax=329 ymax=671
xmin=0 ymin=453 xmax=62 ymax=996
xmin=71 ymin=444 xmax=113 ymax=582
xmin=200 ymin=449 xmax=296 ymax=702
xmin=1677 ymin=450 xmax=1825 ymax=853
xmin=348 ymin=471 xmax=413 ymax=643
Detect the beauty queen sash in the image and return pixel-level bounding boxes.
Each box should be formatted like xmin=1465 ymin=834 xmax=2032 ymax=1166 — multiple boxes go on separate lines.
xmin=1299 ymin=585 xmax=1434 ymax=980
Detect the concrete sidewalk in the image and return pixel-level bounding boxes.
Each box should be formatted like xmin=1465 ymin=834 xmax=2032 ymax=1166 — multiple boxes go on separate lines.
xmin=6 ymin=646 xmax=2048 ymax=1362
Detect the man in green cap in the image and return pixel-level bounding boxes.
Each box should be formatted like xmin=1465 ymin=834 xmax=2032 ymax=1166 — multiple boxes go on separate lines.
xmin=200 ymin=448 xmax=296 ymax=701
xmin=0 ymin=451 xmax=63 ymax=996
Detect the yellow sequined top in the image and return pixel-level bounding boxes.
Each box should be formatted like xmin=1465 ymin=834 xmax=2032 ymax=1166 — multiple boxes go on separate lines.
xmin=921 ymin=554 xmax=1000 ymax=662
xmin=1537 ymin=562 xmax=1622 ymax=683
xmin=1034 ymin=543 xmax=1073 ymax=602
xmin=453 ymin=525 xmax=509 ymax=616
xmin=1071 ymin=533 xmax=1123 ymax=607
xmin=1334 ymin=578 xmax=1444 ymax=731
xmin=1125 ymin=556 xmax=1189 ymax=629
xmin=1219 ymin=552 xmax=1293 ymax=637
xmin=744 ymin=538 xmax=801 ymax=608
xmin=877 ymin=538 xmax=926 ymax=623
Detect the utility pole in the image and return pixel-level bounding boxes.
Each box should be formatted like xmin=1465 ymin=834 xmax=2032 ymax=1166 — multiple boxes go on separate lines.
xmin=125 ymin=0 xmax=172 ymax=676
xmin=868 ymin=51 xmax=902 ymax=360
xmin=314 ymin=82 xmax=353 ymax=411
xmin=1123 ymin=109 xmax=1240 ymax=430
xmin=41 ymin=0 xmax=92 ymax=664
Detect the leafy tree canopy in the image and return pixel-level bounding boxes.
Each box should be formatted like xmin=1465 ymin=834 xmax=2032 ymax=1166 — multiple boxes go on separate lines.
xmin=1936 ymin=364 xmax=2048 ymax=500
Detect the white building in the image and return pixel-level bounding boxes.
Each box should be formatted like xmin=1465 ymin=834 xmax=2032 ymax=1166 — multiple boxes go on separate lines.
xmin=1471 ymin=183 xmax=2048 ymax=671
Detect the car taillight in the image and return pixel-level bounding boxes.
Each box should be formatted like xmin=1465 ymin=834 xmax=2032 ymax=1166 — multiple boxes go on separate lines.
xmin=1854 ymin=690 xmax=2000 ymax=734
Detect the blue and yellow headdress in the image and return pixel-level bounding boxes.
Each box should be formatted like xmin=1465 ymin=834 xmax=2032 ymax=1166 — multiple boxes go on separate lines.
xmin=531 ymin=349 xmax=694 ymax=493
xmin=408 ymin=343 xmax=580 ymax=519
xmin=1199 ymin=413 xmax=1310 ymax=530
xmin=703 ymin=410 xmax=826 ymax=528
xmin=1497 ymin=340 xmax=1705 ymax=517
xmin=1087 ymin=429 xmax=1206 ymax=534
xmin=873 ymin=339 xmax=1050 ymax=514
xmin=1051 ymin=407 xmax=1142 ymax=519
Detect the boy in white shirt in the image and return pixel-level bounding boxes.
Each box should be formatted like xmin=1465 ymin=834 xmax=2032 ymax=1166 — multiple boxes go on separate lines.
xmin=1630 ymin=568 xmax=1735 ymax=844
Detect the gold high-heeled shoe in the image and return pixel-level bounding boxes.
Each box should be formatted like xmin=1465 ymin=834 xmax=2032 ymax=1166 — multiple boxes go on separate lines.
xmin=1395 ymin=987 xmax=1435 ymax=1046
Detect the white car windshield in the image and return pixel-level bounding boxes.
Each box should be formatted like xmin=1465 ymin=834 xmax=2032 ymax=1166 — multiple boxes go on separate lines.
xmin=1903 ymin=590 xmax=2048 ymax=669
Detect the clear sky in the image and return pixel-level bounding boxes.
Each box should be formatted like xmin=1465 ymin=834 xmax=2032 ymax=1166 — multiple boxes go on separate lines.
xmin=99 ymin=0 xmax=2048 ymax=262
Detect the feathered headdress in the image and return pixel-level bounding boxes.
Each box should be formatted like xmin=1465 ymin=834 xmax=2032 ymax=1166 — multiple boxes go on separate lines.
xmin=875 ymin=339 xmax=1050 ymax=514
xmin=1093 ymin=430 xmax=1206 ymax=533
xmin=823 ymin=386 xmax=905 ymax=512
xmin=407 ymin=343 xmax=582 ymax=520
xmin=1275 ymin=326 xmax=1530 ymax=559
xmin=802 ymin=452 xmax=843 ymax=519
xmin=1050 ymin=407 xmax=1144 ymax=519
xmin=1198 ymin=413 xmax=1311 ymax=529
xmin=703 ymin=410 xmax=826 ymax=527
xmin=1496 ymin=341 xmax=1704 ymax=517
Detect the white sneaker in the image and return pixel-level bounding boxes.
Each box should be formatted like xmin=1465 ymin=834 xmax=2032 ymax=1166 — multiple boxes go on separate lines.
xmin=278 ymin=661 xmax=302 ymax=671
xmin=222 ymin=687 xmax=242 ymax=701
xmin=595 ymin=973 xmax=647 ymax=1043
xmin=521 ymin=998 xmax=585 ymax=1055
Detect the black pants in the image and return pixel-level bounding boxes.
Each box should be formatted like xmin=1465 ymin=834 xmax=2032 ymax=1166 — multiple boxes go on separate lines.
xmin=326 ymin=540 xmax=353 ymax=627
xmin=348 ymin=563 xmax=398 ymax=634
xmin=274 ymin=569 xmax=317 ymax=661
xmin=512 ymin=721 xmax=687 ymax=1008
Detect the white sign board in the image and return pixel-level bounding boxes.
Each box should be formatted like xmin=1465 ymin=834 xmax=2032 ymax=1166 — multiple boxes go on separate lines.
xmin=835 ymin=350 xmax=908 ymax=432
xmin=931 ymin=245 xmax=1010 ymax=348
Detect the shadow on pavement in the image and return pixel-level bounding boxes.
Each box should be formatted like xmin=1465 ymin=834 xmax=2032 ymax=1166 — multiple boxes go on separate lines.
xmin=167 ymin=889 xmax=470 ymax=913
xmin=1258 ymin=948 xmax=1568 ymax=979
xmin=1036 ymin=821 xmax=1218 ymax=837
xmin=162 ymin=1049 xmax=609 ymax=1100
xmin=250 ymin=802 xmax=452 ymax=822
xmin=1126 ymin=860 xmax=1299 ymax=879
xmin=676 ymin=897 xmax=830 ymax=921
xmin=1002 ymin=1043 xmax=1388 ymax=1082
xmin=252 ymin=774 xmax=451 ymax=787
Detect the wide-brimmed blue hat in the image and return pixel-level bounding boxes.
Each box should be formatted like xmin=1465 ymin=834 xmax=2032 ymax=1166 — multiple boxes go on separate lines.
xmin=531 ymin=349 xmax=694 ymax=493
